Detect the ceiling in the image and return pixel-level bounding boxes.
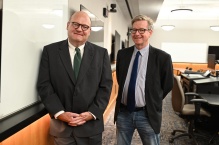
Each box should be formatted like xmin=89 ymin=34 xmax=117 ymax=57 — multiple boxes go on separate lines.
xmin=117 ymin=0 xmax=219 ymax=30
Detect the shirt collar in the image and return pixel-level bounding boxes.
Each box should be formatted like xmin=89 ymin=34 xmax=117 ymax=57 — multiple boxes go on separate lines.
xmin=68 ymin=40 xmax=85 ymax=54
xmin=134 ymin=44 xmax=150 ymax=56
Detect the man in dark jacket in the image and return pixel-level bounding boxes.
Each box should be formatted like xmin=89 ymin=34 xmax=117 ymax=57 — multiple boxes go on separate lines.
xmin=114 ymin=14 xmax=173 ymax=145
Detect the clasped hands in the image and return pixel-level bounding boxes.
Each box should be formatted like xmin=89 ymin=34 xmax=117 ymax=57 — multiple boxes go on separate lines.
xmin=57 ymin=112 xmax=94 ymax=126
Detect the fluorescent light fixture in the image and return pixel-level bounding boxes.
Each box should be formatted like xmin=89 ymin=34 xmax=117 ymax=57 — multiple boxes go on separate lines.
xmin=210 ymin=26 xmax=219 ymax=31
xmin=91 ymin=26 xmax=103 ymax=31
xmin=161 ymin=25 xmax=175 ymax=31
xmin=171 ymin=9 xmax=193 ymax=13
xmin=42 ymin=24 xmax=55 ymax=29
xmin=171 ymin=8 xmax=193 ymax=14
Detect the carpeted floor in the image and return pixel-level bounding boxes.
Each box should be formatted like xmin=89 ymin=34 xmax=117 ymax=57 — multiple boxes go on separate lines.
xmin=102 ymin=93 xmax=219 ymax=145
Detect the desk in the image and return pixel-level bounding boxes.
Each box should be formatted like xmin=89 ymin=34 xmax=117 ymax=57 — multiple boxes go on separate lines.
xmin=198 ymin=93 xmax=219 ymax=144
xmin=193 ymin=77 xmax=219 ymax=84
xmin=193 ymin=77 xmax=219 ymax=94
xmin=181 ymin=74 xmax=206 ymax=92
xmin=199 ymin=93 xmax=219 ymax=106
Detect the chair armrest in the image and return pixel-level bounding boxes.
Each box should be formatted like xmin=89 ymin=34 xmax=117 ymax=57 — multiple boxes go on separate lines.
xmin=190 ymin=99 xmax=208 ymax=116
xmin=185 ymin=92 xmax=200 ymax=97
xmin=184 ymin=92 xmax=201 ymax=104
xmin=190 ymin=99 xmax=208 ymax=103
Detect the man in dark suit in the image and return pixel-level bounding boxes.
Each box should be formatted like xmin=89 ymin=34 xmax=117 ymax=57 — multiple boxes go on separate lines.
xmin=37 ymin=11 xmax=112 ymax=145
xmin=114 ymin=15 xmax=173 ymax=145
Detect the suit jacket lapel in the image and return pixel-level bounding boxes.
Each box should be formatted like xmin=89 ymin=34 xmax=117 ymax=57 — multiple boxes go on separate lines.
xmin=145 ymin=45 xmax=155 ymax=88
xmin=120 ymin=46 xmax=134 ymax=88
xmin=76 ymin=42 xmax=94 ymax=84
xmin=59 ymin=40 xmax=76 ymax=84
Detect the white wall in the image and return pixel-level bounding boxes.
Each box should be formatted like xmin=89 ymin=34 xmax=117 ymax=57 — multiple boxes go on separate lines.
xmin=0 ymin=0 xmax=67 ymax=119
xmin=150 ymin=28 xmax=219 ymax=63
xmin=161 ymin=42 xmax=208 ymax=63
xmin=150 ymin=28 xmax=219 ymax=49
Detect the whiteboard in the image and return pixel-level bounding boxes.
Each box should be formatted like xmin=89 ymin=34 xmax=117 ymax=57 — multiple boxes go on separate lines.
xmin=0 ymin=0 xmax=68 ymax=119
xmin=161 ymin=43 xmax=208 ymax=63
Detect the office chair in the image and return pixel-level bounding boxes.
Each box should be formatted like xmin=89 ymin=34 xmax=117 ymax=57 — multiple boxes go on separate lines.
xmin=209 ymin=131 xmax=219 ymax=144
xmin=206 ymin=107 xmax=219 ymax=144
xmin=169 ymin=75 xmax=211 ymax=145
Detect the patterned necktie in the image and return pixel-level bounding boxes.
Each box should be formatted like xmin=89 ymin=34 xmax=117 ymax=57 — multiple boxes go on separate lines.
xmin=127 ymin=51 xmax=140 ymax=112
xmin=74 ymin=47 xmax=81 ymax=79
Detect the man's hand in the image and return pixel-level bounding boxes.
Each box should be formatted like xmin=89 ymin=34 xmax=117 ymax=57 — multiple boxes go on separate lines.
xmin=80 ymin=112 xmax=94 ymax=121
xmin=68 ymin=111 xmax=94 ymax=126
xmin=57 ymin=112 xmax=86 ymax=126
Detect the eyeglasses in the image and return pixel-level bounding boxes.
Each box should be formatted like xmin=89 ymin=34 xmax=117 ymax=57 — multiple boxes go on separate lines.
xmin=71 ymin=22 xmax=90 ymax=31
xmin=130 ymin=28 xmax=150 ymax=34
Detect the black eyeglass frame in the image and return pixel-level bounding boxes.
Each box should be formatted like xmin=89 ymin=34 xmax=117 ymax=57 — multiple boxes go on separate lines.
xmin=129 ymin=28 xmax=151 ymax=34
xmin=71 ymin=22 xmax=90 ymax=31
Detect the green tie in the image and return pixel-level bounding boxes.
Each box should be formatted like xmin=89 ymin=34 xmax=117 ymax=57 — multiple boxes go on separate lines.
xmin=74 ymin=47 xmax=81 ymax=79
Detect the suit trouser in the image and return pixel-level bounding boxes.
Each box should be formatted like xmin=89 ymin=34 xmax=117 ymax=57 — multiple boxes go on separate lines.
xmin=54 ymin=133 xmax=102 ymax=145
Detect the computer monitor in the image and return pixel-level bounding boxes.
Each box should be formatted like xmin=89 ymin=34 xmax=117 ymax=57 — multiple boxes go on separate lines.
xmin=207 ymin=54 xmax=216 ymax=70
xmin=208 ymin=46 xmax=219 ymax=60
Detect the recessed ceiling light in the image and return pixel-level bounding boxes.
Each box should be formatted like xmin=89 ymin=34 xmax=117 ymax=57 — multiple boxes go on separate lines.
xmin=161 ymin=25 xmax=175 ymax=31
xmin=91 ymin=26 xmax=103 ymax=31
xmin=42 ymin=24 xmax=55 ymax=29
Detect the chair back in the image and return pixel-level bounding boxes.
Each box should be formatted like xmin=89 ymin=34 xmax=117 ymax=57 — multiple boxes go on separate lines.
xmin=171 ymin=75 xmax=185 ymax=113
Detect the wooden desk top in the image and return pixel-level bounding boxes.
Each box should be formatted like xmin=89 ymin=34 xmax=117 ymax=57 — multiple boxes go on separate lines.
xmin=173 ymin=68 xmax=186 ymax=72
xmin=199 ymin=93 xmax=219 ymax=106
xmin=173 ymin=68 xmax=186 ymax=75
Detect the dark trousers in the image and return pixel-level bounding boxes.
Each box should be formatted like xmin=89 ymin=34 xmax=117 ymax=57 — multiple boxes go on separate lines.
xmin=54 ymin=133 xmax=102 ymax=145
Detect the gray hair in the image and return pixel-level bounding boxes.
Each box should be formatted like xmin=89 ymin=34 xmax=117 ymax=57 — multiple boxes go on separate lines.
xmin=131 ymin=15 xmax=154 ymax=30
